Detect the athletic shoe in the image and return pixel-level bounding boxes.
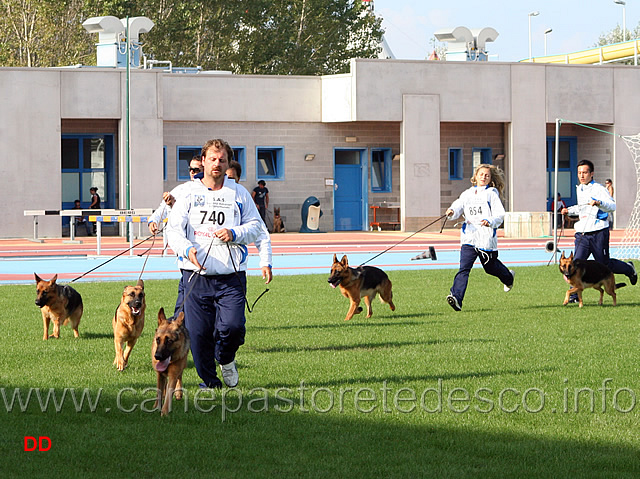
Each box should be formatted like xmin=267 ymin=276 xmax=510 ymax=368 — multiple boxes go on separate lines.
xmin=628 ymin=261 xmax=637 ymax=286
xmin=199 ymin=380 xmax=222 ymax=390
xmin=446 ymin=294 xmax=461 ymax=312
xmin=504 ymin=270 xmax=515 ymax=292
xmin=568 ymin=293 xmax=579 ymax=304
xmin=220 ymin=360 xmax=239 ymax=387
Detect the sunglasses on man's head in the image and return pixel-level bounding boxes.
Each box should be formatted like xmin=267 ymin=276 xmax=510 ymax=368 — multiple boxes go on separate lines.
xmin=189 ymin=167 xmax=202 ymax=173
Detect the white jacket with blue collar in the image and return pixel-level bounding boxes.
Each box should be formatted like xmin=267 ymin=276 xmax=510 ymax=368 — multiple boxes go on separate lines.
xmin=166 ymin=177 xmax=271 ymax=275
xmin=567 ymin=180 xmax=614 ymax=233
xmin=448 ymin=185 xmax=505 ymax=251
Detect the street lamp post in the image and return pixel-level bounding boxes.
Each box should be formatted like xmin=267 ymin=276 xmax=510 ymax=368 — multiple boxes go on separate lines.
xmin=528 ymin=11 xmax=539 ymax=61
xmin=544 ymin=28 xmax=552 ymax=56
xmin=614 ymin=0 xmax=626 ymax=41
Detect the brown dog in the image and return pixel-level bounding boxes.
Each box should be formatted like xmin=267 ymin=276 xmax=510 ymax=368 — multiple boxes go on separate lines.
xmin=273 ymin=207 xmax=285 ymax=233
xmin=152 ymin=308 xmax=190 ymax=416
xmin=328 ymin=254 xmax=395 ymax=321
xmin=113 ymin=279 xmax=146 ymax=371
xmin=34 ymin=273 xmax=82 ymax=340
xmin=559 ymin=251 xmax=626 ymax=307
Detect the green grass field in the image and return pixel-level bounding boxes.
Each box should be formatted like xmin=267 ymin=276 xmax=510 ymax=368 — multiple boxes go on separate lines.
xmin=2 ymin=265 xmax=640 ymax=478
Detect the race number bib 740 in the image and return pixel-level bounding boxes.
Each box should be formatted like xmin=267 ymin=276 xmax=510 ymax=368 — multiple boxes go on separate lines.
xmin=190 ymin=188 xmax=236 ymax=242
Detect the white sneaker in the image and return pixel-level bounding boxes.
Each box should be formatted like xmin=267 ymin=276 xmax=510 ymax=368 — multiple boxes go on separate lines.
xmin=446 ymin=294 xmax=462 ymax=311
xmin=220 ymin=361 xmax=238 ymax=387
xmin=504 ymin=270 xmax=515 ymax=292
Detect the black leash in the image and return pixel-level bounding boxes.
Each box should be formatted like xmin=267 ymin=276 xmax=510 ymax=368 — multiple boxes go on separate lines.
xmin=70 ymin=233 xmax=158 ymax=283
xmin=226 ymin=243 xmax=269 ymax=313
xmin=359 ymin=214 xmax=447 ymax=267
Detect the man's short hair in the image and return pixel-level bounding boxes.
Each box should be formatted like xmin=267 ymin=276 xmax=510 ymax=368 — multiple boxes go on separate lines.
xmin=201 ymin=139 xmax=234 ymax=162
xmin=577 ymin=159 xmax=594 ymax=172
xmin=227 ymin=160 xmax=242 ymax=178
xmin=258 ymin=180 xmax=266 ymax=186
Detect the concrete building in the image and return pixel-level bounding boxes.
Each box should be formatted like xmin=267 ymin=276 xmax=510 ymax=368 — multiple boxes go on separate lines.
xmin=2 ymin=58 xmax=638 ymax=238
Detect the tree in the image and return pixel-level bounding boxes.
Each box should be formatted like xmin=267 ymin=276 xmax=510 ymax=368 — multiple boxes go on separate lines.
xmin=230 ymin=0 xmax=383 ymax=75
xmin=0 ymin=0 xmax=384 ymax=75
xmin=594 ymin=23 xmax=640 ymax=64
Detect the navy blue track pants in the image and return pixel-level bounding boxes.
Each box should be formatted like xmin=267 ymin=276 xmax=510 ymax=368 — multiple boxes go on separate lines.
xmin=180 ymin=269 xmax=246 ymax=388
xmin=450 ymin=244 xmax=512 ymax=306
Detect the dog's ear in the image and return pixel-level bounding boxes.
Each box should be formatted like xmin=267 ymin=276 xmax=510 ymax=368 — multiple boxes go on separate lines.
xmin=569 ymin=251 xmax=574 ymax=260
xmin=174 ymin=311 xmax=185 ymax=327
xmin=157 ymin=307 xmax=167 ymax=325
xmin=137 ymin=279 xmax=144 ymax=289
xmin=34 ymin=273 xmax=42 ymax=283
xmin=341 ymin=255 xmax=348 ymax=266
xmin=333 ymin=253 xmax=338 ymax=263
xmin=50 ymin=274 xmax=58 ymax=284
xmin=561 ymin=251 xmax=565 ymax=259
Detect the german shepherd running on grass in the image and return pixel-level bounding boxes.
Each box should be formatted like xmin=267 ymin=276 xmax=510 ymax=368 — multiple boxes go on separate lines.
xmin=559 ymin=251 xmax=626 ymax=307
xmin=328 ymin=254 xmax=395 ymax=321
xmin=34 ymin=273 xmax=82 ymax=340
xmin=112 ymin=279 xmax=146 ymax=371
xmin=152 ymin=308 xmax=190 ymax=416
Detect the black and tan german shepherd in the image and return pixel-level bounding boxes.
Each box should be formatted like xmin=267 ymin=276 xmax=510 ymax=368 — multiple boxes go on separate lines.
xmin=112 ymin=280 xmax=146 ymax=371
xmin=152 ymin=308 xmax=190 ymax=416
xmin=273 ymin=207 xmax=285 ymax=233
xmin=34 ymin=273 xmax=83 ymax=340
xmin=559 ymin=251 xmax=626 ymax=307
xmin=328 ymin=254 xmax=395 ymax=321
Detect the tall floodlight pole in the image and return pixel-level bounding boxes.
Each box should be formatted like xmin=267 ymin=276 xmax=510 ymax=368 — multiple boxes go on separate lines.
xmin=528 ymin=11 xmax=539 ymax=61
xmin=544 ymin=28 xmax=552 ymax=55
xmin=614 ymin=0 xmax=626 ymax=41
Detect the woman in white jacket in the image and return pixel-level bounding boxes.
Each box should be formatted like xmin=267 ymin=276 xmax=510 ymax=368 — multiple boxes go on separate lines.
xmin=445 ymin=164 xmax=515 ymax=311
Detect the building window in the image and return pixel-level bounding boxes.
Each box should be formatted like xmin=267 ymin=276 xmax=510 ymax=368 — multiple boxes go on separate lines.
xmin=61 ymin=134 xmax=112 ymax=208
xmin=232 ymin=147 xmax=246 ymax=181
xmin=472 ymin=148 xmax=492 ymax=169
xmin=256 ymin=147 xmax=284 ymax=180
xmin=163 ymin=146 xmax=167 ymax=181
xmin=448 ymin=148 xmax=463 ymax=180
xmin=371 ymin=148 xmax=392 ymax=192
xmin=177 ymin=146 xmax=201 ymax=181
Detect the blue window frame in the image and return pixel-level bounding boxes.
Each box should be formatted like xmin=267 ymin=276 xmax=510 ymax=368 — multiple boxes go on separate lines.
xmin=177 ymin=146 xmax=201 ymax=181
xmin=546 ymin=136 xmax=578 ymax=207
xmin=448 ymin=148 xmax=463 ymax=180
xmin=163 ymin=146 xmax=167 ymax=181
xmin=371 ymin=148 xmax=392 ymax=192
xmin=232 ymin=146 xmax=247 ymax=181
xmin=61 ymin=134 xmax=114 ymax=227
xmin=256 ymin=146 xmax=284 ymax=180
xmin=472 ymin=147 xmax=492 ymax=168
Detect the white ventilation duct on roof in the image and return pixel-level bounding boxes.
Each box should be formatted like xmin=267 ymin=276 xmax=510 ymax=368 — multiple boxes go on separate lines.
xmin=434 ymin=26 xmax=499 ymax=61
xmin=83 ymin=16 xmax=154 ymax=68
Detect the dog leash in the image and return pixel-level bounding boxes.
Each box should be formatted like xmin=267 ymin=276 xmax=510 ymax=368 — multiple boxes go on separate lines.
xmin=359 ymin=214 xmax=447 ymax=267
xmin=226 ymin=243 xmax=269 ymax=313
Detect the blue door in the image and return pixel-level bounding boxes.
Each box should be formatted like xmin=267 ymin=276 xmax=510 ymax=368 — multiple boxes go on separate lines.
xmin=334 ymin=149 xmax=365 ymax=231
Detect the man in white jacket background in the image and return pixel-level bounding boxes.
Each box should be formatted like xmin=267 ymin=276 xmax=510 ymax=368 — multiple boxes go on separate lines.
xmin=167 ymin=138 xmax=272 ymax=389
xmin=560 ymin=159 xmax=636 ymax=303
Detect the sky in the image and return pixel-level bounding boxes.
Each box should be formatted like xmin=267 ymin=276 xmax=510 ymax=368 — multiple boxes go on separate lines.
xmin=372 ymin=0 xmax=640 ymax=62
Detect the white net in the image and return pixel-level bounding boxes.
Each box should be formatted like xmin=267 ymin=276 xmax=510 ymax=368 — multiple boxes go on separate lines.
xmin=616 ymin=134 xmax=640 ymax=260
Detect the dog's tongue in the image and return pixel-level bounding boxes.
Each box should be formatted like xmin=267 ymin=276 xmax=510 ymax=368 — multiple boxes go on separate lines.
xmin=154 ymin=356 xmax=171 ymax=372
xmin=563 ymin=275 xmax=571 ymax=284
xmin=131 ymin=307 xmax=141 ymax=315
xmin=331 ymin=283 xmax=337 ymax=289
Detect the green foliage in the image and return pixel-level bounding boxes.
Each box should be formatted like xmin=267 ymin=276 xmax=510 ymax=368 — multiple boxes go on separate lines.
xmin=594 ymin=22 xmax=640 ymax=64
xmin=2 ymin=266 xmax=640 ymax=477
xmin=0 ymin=0 xmax=383 ymax=74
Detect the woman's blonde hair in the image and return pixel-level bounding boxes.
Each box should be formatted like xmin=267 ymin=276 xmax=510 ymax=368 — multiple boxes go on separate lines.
xmin=471 ymin=164 xmax=505 ymax=197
